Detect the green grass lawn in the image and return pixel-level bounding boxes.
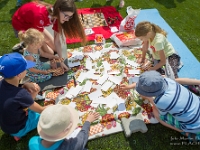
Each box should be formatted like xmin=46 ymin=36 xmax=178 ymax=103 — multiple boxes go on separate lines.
xmin=0 ymin=0 xmax=200 ymax=149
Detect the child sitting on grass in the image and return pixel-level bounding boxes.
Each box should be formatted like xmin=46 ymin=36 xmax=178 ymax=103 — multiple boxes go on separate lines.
xmin=29 ymin=105 xmax=100 ymax=150
xmin=120 ymin=71 xmax=200 ymax=141
xmin=0 ymin=53 xmax=48 ymax=141
xmin=18 ymin=28 xmax=59 ymax=83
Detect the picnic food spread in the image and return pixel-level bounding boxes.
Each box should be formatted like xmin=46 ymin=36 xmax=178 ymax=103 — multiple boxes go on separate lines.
xmin=43 ymin=42 xmax=158 ymax=139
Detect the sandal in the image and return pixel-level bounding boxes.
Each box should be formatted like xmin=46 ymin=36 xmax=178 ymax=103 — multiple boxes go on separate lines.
xmin=13 ymin=136 xmax=20 ymax=141
xmin=12 ymin=42 xmax=25 ymax=54
xmin=181 ymin=132 xmax=197 ymax=142
xmin=119 ymin=0 xmax=125 ymax=8
xmin=188 ymin=133 xmax=197 ymax=142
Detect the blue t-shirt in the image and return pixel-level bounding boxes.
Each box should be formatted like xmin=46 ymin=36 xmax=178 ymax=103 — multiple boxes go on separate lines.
xmin=154 ymin=78 xmax=200 ymax=133
xmin=29 ymin=137 xmax=63 ymax=150
xmin=0 ymin=79 xmax=34 ymax=134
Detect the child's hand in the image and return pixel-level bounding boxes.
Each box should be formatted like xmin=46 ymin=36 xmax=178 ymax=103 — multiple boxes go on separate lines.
xmin=41 ymin=70 xmax=49 ymax=75
xmin=53 ymin=55 xmax=59 ymax=59
xmin=141 ymin=64 xmax=151 ymax=71
xmin=120 ymin=84 xmax=130 ymax=90
xmin=60 ymin=62 xmax=69 ymax=72
xmin=137 ymin=58 xmax=144 ymax=64
xmin=120 ymin=83 xmax=136 ymax=90
xmin=22 ymin=82 xmax=40 ymax=94
xmin=86 ymin=112 xmax=100 ymax=123
xmin=50 ymin=61 xmax=57 ymax=69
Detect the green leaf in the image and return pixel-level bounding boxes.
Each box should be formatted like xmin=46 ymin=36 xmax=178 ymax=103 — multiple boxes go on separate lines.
xmin=132 ymin=107 xmax=141 ymax=116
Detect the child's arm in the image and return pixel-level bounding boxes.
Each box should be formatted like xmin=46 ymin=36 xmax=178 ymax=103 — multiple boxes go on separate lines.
xmin=149 ymin=50 xmax=166 ymax=70
xmin=152 ymin=105 xmax=183 ymax=132
xmin=60 ymin=112 xmax=100 ymax=150
xmin=120 ymin=83 xmax=136 ymax=90
xmin=175 ymin=78 xmax=200 ymax=85
xmin=54 ymin=31 xmax=69 ymax=71
xmin=138 ymin=40 xmax=149 ymax=64
xmin=29 ymin=101 xmax=46 ymax=113
xmin=29 ymin=68 xmax=49 ymax=74
xmin=39 ymin=49 xmax=58 ymax=60
xmin=22 ymin=82 xmax=40 ymax=99
xmin=25 ymin=55 xmax=49 ymax=74
xmin=145 ymin=97 xmax=183 ymax=132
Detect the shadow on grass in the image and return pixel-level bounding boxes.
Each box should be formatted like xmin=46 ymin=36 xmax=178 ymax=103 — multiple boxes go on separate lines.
xmin=0 ymin=0 xmax=9 ymax=10
xmin=154 ymin=0 xmax=185 ymax=9
xmin=9 ymin=7 xmax=18 ymax=16
xmin=90 ymin=3 xmax=102 ymax=8
xmin=0 ymin=129 xmax=38 ymax=150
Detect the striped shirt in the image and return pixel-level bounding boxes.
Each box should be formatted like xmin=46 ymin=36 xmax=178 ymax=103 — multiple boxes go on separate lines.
xmin=154 ymin=78 xmax=200 ymax=133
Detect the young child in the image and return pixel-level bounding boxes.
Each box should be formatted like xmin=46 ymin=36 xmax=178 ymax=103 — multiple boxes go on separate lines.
xmin=0 ymin=53 xmax=47 ymax=141
xmin=29 ymin=104 xmax=100 ymax=150
xmin=135 ymin=21 xmax=180 ymax=78
xmin=120 ymin=71 xmax=200 ymax=141
xmin=18 ymin=28 xmax=59 ymax=83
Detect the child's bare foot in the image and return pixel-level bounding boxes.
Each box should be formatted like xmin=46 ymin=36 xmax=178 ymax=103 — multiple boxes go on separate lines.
xmin=86 ymin=112 xmax=100 ymax=123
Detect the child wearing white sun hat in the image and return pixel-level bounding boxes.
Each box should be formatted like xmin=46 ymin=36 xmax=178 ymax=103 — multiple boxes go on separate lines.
xmin=29 ymin=104 xmax=100 ymax=150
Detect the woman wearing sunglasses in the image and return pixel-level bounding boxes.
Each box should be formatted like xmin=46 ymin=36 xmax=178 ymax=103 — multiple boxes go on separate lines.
xmin=12 ymin=0 xmax=86 ymax=71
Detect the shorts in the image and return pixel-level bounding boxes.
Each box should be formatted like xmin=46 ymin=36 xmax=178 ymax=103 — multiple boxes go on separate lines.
xmin=160 ymin=113 xmax=200 ymax=140
xmin=11 ymin=110 xmax=40 ymax=138
xmin=159 ymin=113 xmax=181 ymax=129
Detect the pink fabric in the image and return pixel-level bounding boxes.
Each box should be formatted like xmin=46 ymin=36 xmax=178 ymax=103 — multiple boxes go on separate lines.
xmin=66 ymin=6 xmax=123 ymax=44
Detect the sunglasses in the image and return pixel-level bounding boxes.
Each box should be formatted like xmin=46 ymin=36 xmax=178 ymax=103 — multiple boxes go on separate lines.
xmin=61 ymin=11 xmax=73 ymax=19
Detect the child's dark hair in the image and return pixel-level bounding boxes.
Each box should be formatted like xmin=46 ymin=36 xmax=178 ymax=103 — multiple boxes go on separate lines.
xmin=135 ymin=21 xmax=167 ymax=37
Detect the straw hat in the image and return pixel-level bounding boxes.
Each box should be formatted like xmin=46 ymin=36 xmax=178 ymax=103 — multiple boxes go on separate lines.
xmin=37 ymin=104 xmax=79 ymax=142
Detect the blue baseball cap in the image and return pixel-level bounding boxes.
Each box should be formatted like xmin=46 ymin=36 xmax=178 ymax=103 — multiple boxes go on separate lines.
xmin=0 ymin=53 xmax=35 ymax=78
xmin=136 ymin=71 xmax=168 ymax=97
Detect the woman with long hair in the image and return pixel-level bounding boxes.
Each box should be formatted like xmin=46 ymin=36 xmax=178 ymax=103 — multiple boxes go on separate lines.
xmin=12 ymin=0 xmax=87 ymax=70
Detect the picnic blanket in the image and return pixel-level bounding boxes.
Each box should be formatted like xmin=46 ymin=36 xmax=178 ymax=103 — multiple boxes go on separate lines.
xmin=135 ymin=8 xmax=200 ymax=79
xmin=43 ymin=43 xmax=158 ymax=140
xmin=66 ymin=6 xmax=123 ymax=44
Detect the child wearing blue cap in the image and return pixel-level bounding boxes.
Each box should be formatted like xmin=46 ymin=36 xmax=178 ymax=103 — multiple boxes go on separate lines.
xmin=0 ymin=53 xmax=48 ymax=141
xmin=121 ymin=71 xmax=200 ymax=141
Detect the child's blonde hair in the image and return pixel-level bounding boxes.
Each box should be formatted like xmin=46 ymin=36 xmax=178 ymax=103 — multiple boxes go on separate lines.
xmin=135 ymin=21 xmax=167 ymax=37
xmin=18 ymin=28 xmax=44 ymax=46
